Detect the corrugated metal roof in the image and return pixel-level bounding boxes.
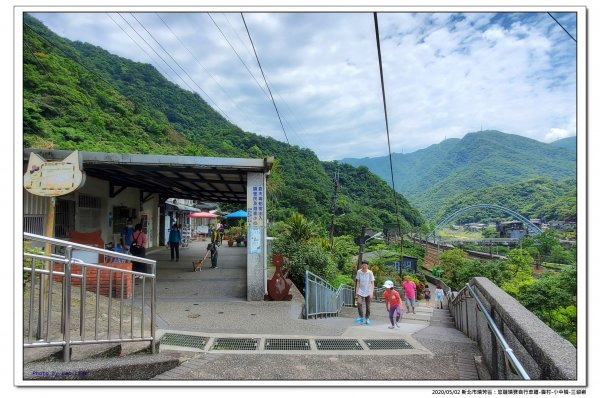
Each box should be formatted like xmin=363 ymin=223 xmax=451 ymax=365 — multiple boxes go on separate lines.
xmin=24 ymin=149 xmax=273 ymax=203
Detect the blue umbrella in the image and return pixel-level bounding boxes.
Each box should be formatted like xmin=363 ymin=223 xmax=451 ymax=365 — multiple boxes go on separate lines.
xmin=225 ymin=209 xmax=248 ymax=218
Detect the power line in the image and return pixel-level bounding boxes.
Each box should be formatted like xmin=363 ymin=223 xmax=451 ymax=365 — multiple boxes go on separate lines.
xmin=373 ymin=12 xmax=404 ymax=244
xmin=155 ymin=13 xmax=259 ymax=131
xmin=24 ymin=40 xmax=50 ymax=75
xmin=127 ymin=13 xmax=233 ymax=122
xmin=241 ymin=13 xmax=289 ymax=145
xmin=116 ymin=14 xmax=190 ymax=88
xmin=207 ymin=13 xmax=272 ymax=104
xmin=222 ymin=13 xmax=308 ymax=148
xmin=547 ymin=12 xmax=576 ymax=43
xmin=328 ymin=169 xmax=340 ymax=248
xmin=106 ymin=13 xmax=172 ymax=79
xmin=210 ymin=13 xmax=306 ymax=147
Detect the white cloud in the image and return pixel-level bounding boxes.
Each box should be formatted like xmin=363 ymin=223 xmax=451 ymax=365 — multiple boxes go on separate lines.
xmin=27 ymin=10 xmax=578 ymax=160
xmin=544 ymin=128 xmax=574 ymax=142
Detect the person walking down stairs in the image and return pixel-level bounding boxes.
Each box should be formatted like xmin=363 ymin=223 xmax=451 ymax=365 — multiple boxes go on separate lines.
xmin=383 ymin=280 xmax=403 ymax=329
xmin=435 ymin=284 xmax=444 ymax=309
xmin=402 ymin=275 xmax=417 ymax=314
xmin=355 ymin=260 xmax=375 ymax=326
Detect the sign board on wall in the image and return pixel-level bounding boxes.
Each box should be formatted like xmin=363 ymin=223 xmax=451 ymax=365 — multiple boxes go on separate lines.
xmin=247 ymin=185 xmax=264 ymax=227
xmin=24 ymin=151 xmax=86 ymax=197
xmin=249 ymin=226 xmax=261 ymax=254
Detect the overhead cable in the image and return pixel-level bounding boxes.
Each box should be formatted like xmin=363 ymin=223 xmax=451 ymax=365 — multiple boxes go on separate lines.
xmin=373 ymin=12 xmax=403 ymax=236
xmin=547 ymin=12 xmax=577 ymax=43
xmin=241 ymin=13 xmax=289 ymax=145
xmin=127 ymin=13 xmax=233 ymax=122
xmin=211 ymin=13 xmax=305 ymax=146
xmin=207 ymin=14 xmax=271 ymax=101
xmin=224 ymin=13 xmax=307 ymax=148
xmin=106 ymin=13 xmax=172 ymax=78
xmin=24 ymin=40 xmax=50 ymax=75
xmin=155 ymin=13 xmax=258 ymax=130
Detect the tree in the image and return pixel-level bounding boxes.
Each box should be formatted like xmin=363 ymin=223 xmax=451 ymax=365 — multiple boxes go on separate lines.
xmin=482 ymin=226 xmax=499 ymax=238
xmin=501 ymin=249 xmax=535 ymax=297
xmin=438 ymin=249 xmax=470 ymax=289
xmin=284 ymin=212 xmax=315 ymax=242
xmin=517 ymin=265 xmax=576 ymax=346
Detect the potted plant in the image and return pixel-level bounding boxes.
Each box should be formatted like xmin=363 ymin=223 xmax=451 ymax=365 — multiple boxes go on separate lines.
xmin=229 ymin=226 xmax=242 ymax=246
xmin=235 ymin=234 xmax=244 ymax=246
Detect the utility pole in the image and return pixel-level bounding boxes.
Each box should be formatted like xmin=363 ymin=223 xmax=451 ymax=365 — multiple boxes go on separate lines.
xmin=355 ymin=225 xmax=367 ymax=276
xmin=328 ymin=169 xmax=340 ymax=248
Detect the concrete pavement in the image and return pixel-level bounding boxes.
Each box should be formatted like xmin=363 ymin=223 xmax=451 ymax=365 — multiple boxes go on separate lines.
xmin=140 ymin=238 xmax=483 ymax=382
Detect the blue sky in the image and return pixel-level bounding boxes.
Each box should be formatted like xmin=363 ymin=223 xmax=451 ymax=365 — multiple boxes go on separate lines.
xmin=27 ymin=9 xmax=578 ymax=161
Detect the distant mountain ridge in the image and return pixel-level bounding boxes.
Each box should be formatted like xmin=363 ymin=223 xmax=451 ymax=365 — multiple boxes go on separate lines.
xmin=341 ymin=130 xmax=576 ymax=219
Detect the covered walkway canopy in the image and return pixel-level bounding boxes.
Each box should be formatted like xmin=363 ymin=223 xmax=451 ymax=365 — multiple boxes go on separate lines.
xmin=23 ymin=148 xmax=274 ymax=301
xmin=23 ymin=149 xmax=273 ymax=203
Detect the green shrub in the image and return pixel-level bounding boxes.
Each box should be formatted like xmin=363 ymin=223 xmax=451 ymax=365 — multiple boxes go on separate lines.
xmin=331 ymin=273 xmax=353 ymax=289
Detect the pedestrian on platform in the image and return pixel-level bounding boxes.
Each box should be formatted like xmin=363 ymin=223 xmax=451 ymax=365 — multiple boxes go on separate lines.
xmin=383 ymin=280 xmax=403 ymax=329
xmin=354 ymin=260 xmax=375 ymax=325
xmin=168 ymin=223 xmax=182 ymax=262
xmin=435 ymin=284 xmax=444 ymax=309
xmin=423 ymin=286 xmax=431 ymax=307
xmin=130 ymin=223 xmax=148 ymax=275
xmin=206 ymin=241 xmax=219 ymax=269
xmin=120 ymin=217 xmax=134 ymax=250
xmin=402 ymin=275 xmax=417 ymax=314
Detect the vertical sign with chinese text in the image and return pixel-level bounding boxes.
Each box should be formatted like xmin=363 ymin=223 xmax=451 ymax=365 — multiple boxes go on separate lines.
xmin=247 ymin=185 xmax=264 ymax=227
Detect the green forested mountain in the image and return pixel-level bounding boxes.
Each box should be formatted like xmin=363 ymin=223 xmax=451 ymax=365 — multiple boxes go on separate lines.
xmin=551 ymin=136 xmax=576 ymax=152
xmin=433 ymin=177 xmax=576 ymax=224
xmin=22 ymin=14 xmax=423 ymax=235
xmin=341 ymin=130 xmax=576 ymax=219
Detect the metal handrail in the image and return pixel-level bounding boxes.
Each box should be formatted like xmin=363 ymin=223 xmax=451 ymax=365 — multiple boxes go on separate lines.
xmin=456 ymin=283 xmax=530 ymax=380
xmin=23 ymin=232 xmax=157 ymax=363
xmin=305 ymin=271 xmax=354 ymax=319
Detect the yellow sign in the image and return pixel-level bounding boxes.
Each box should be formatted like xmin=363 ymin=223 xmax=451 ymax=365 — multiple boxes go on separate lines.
xmin=24 ymin=151 xmax=86 ymax=197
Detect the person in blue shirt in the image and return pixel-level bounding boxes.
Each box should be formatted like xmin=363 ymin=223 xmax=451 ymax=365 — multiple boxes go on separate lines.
xmin=120 ymin=218 xmax=134 ymax=250
xmin=168 ymin=223 xmax=182 ymax=262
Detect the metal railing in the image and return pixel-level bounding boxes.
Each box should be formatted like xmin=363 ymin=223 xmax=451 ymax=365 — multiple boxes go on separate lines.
xmin=305 ymin=271 xmax=354 ymax=319
xmin=451 ymin=283 xmax=530 ymax=380
xmin=23 ymin=232 xmax=157 ymax=363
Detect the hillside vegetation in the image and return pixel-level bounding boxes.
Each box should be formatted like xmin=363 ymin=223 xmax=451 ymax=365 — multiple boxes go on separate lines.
xmin=23 ymin=14 xmax=423 ymax=236
xmin=550 ymin=136 xmax=576 ymax=152
xmin=342 ymin=130 xmax=576 ymax=219
xmin=434 ymin=177 xmax=576 ymax=224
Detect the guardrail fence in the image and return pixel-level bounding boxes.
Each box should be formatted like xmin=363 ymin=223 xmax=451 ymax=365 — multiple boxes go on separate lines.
xmin=23 ymin=232 xmax=157 ymax=363
xmin=305 ymin=271 xmax=354 ymax=319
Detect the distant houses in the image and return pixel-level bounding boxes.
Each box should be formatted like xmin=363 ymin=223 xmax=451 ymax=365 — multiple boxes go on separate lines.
xmin=496 ymin=219 xmax=546 ymax=239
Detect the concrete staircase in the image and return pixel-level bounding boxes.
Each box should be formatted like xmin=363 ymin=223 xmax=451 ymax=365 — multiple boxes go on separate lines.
xmin=429 ymin=306 xmax=456 ymax=328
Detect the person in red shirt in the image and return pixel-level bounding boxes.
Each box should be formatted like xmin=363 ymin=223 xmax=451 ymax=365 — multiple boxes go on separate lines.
xmin=383 ymin=280 xmax=403 ymax=329
xmin=402 ymin=275 xmax=417 ymax=314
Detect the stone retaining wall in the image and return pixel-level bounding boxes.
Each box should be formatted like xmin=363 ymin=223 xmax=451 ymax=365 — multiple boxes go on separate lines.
xmin=450 ymin=277 xmax=576 ymax=380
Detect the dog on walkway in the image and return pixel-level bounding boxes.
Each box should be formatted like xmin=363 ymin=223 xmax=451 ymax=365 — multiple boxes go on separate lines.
xmin=192 ymin=251 xmax=209 ymax=272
